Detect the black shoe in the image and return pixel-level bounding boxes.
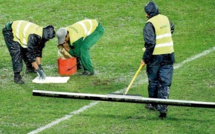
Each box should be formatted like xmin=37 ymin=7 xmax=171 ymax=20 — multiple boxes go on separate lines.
xmin=145 ymin=104 xmax=157 ymax=111
xmin=159 ymin=112 xmax=167 ymax=119
xmin=14 ymin=77 xmax=25 ymax=84
xmin=14 ymin=73 xmax=25 ymax=84
xmin=82 ymin=71 xmax=94 ymax=76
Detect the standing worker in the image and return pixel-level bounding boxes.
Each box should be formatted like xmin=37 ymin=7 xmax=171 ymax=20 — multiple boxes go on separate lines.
xmin=2 ymin=20 xmax=55 ymax=84
xmin=56 ymin=19 xmax=104 ymax=76
xmin=141 ymin=2 xmax=175 ymax=119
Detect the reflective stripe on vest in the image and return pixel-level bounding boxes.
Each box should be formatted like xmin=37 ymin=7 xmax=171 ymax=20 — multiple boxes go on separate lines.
xmin=66 ymin=19 xmax=98 ymax=44
xmin=12 ymin=20 xmax=43 ymax=48
xmin=147 ymin=14 xmax=174 ymax=55
xmin=77 ymin=20 xmax=93 ymax=36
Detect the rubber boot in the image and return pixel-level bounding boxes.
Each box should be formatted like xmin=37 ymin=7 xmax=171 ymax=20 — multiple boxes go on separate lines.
xmin=14 ymin=73 xmax=24 ymax=84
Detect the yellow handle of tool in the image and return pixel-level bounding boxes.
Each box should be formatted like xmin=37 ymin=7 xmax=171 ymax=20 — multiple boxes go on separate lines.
xmin=124 ymin=64 xmax=144 ymax=95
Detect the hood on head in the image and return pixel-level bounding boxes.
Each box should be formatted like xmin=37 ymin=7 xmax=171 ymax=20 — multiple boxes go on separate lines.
xmin=144 ymin=2 xmax=159 ymax=18
xmin=42 ymin=25 xmax=55 ymax=41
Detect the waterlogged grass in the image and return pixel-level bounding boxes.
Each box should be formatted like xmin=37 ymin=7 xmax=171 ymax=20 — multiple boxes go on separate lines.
xmin=0 ymin=0 xmax=215 ymax=134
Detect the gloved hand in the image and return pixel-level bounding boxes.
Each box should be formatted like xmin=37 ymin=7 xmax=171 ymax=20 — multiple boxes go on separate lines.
xmin=35 ymin=69 xmax=46 ymax=80
xmin=58 ymin=45 xmax=72 ymax=59
xmin=38 ymin=64 xmax=43 ymax=71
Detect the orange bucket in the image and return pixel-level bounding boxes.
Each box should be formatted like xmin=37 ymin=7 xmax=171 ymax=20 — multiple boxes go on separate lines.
xmin=58 ymin=57 xmax=77 ymax=75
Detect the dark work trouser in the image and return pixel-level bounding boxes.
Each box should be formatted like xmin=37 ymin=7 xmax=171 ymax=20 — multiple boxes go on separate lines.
xmin=146 ymin=64 xmax=173 ymax=113
xmin=2 ymin=23 xmax=32 ymax=74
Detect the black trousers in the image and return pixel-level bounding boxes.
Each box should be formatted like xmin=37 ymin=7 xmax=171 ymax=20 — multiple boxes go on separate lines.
xmin=2 ymin=24 xmax=32 ymax=73
xmin=146 ymin=64 xmax=173 ymax=113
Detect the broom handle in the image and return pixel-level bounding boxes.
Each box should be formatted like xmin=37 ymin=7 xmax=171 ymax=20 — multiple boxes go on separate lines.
xmin=124 ymin=64 xmax=143 ymax=95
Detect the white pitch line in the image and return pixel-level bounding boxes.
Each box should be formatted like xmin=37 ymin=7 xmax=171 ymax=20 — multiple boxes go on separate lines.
xmin=28 ymin=101 xmax=99 ymax=134
xmin=174 ymin=47 xmax=215 ymax=69
xmin=28 ymin=46 xmax=215 ymax=134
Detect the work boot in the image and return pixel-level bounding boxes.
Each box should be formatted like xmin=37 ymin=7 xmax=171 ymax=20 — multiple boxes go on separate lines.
xmin=82 ymin=71 xmax=94 ymax=76
xmin=159 ymin=112 xmax=167 ymax=119
xmin=14 ymin=73 xmax=24 ymax=84
xmin=145 ymin=104 xmax=157 ymax=111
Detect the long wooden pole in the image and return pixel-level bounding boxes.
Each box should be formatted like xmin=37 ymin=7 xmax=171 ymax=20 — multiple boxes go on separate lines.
xmin=124 ymin=64 xmax=143 ymax=95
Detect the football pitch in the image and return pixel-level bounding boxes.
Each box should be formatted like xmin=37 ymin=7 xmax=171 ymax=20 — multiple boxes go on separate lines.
xmin=0 ymin=0 xmax=214 ymax=134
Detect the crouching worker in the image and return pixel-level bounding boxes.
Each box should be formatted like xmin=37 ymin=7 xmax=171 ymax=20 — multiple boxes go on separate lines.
xmin=56 ymin=19 xmax=104 ymax=76
xmin=2 ymin=20 xmax=55 ymax=84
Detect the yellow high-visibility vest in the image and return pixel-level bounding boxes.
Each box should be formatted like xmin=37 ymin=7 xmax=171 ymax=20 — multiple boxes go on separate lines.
xmin=147 ymin=14 xmax=174 ymax=55
xmin=66 ymin=19 xmax=98 ymax=44
xmin=12 ymin=20 xmax=43 ymax=48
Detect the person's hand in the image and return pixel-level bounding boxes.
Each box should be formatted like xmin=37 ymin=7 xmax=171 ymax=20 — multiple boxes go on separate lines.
xmin=35 ymin=69 xmax=46 ymax=80
xmin=63 ymin=42 xmax=71 ymax=52
xmin=57 ymin=44 xmax=63 ymax=49
xmin=38 ymin=64 xmax=43 ymax=71
xmin=141 ymin=60 xmax=146 ymax=67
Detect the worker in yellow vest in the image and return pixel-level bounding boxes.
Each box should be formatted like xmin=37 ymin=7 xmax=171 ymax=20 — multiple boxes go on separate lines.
xmin=56 ymin=19 xmax=104 ymax=75
xmin=141 ymin=2 xmax=175 ymax=119
xmin=2 ymin=20 xmax=55 ymax=84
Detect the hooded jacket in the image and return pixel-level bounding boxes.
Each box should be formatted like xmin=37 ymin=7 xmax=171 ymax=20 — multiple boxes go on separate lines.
xmin=11 ymin=21 xmax=55 ymax=63
xmin=143 ymin=2 xmax=175 ymax=65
